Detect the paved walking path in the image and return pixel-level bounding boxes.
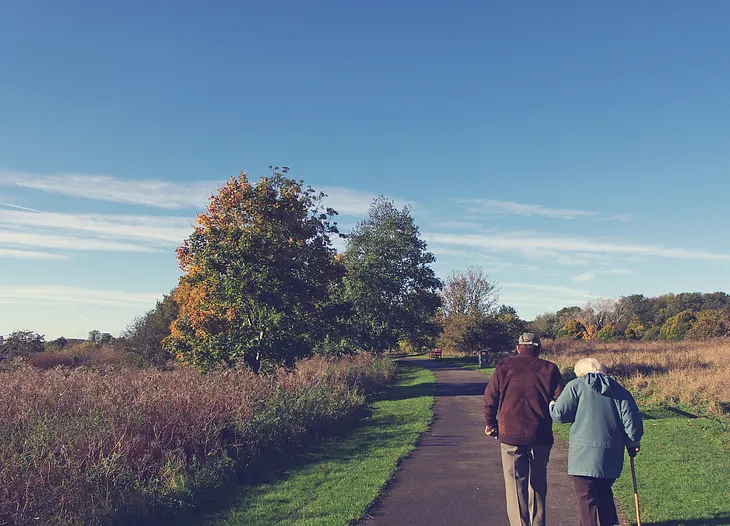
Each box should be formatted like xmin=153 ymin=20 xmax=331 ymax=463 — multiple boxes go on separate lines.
xmin=361 ymin=357 xmax=578 ymax=526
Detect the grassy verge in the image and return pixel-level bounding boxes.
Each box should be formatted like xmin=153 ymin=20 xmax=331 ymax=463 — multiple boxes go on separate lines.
xmin=192 ymin=363 xmax=435 ymax=526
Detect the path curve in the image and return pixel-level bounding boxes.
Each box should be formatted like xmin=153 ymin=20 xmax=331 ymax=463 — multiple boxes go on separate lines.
xmin=361 ymin=357 xmax=578 ymax=526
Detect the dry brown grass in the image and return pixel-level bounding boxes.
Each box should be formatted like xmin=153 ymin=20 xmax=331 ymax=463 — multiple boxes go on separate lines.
xmin=542 ymin=338 xmax=730 ymax=414
xmin=0 ymin=354 xmax=395 ymax=525
xmin=26 ymin=342 xmax=130 ymax=369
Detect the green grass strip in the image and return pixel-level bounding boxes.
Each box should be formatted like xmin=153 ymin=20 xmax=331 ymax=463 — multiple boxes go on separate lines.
xmin=196 ymin=363 xmax=435 ymax=526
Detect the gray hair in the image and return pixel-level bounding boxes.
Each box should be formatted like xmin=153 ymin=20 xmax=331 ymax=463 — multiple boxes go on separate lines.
xmin=574 ymin=357 xmax=606 ymax=377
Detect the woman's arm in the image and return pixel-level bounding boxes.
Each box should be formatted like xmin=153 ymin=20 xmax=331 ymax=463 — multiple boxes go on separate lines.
xmin=619 ymin=389 xmax=644 ymax=443
xmin=550 ymin=380 xmax=579 ymax=424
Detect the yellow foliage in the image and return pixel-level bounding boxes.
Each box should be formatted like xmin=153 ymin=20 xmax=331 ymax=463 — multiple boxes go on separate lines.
xmin=582 ymin=324 xmax=598 ymax=341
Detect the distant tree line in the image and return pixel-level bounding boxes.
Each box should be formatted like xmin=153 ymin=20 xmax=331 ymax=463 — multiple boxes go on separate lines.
xmin=0 ymin=329 xmax=116 ymax=364
xmin=529 ymin=292 xmax=730 ymax=342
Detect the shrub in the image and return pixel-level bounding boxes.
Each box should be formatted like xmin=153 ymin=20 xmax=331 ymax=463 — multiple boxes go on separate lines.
xmin=397 ymin=339 xmax=420 ymax=355
xmin=27 ymin=343 xmax=130 ymax=370
xmin=660 ymin=310 xmax=696 ymax=340
xmin=594 ymin=323 xmax=619 ymax=342
xmin=0 ymin=354 xmax=395 ymax=525
xmin=624 ymin=315 xmax=646 ymax=341
xmin=641 ymin=325 xmax=660 ymax=341
xmin=686 ymin=309 xmax=730 ymax=340
xmin=44 ymin=337 xmax=68 ymax=352
xmin=557 ymin=319 xmax=586 ymax=340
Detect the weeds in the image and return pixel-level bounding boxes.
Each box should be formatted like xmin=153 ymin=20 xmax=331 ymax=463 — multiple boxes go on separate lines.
xmin=0 ymin=354 xmax=395 ymax=525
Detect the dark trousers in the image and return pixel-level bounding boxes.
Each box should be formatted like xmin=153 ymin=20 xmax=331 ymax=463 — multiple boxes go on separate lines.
xmin=572 ymin=476 xmax=619 ymax=526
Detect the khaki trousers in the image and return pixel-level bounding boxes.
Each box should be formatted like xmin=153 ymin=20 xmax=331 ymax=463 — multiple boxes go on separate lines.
xmin=500 ymin=443 xmax=551 ymax=526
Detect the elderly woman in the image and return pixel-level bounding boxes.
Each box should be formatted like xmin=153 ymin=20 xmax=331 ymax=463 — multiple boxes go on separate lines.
xmin=550 ymin=358 xmax=643 ymax=526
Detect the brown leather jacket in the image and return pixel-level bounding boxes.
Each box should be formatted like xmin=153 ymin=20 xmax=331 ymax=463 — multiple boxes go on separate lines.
xmin=483 ymin=351 xmax=564 ymax=446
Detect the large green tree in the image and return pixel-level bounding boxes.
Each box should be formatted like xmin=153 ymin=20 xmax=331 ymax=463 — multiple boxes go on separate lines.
xmin=164 ymin=168 xmax=344 ymax=371
xmin=343 ymin=197 xmax=442 ymax=353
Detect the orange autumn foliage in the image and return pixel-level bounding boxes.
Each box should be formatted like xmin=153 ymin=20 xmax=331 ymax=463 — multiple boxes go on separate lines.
xmin=164 ymin=169 xmax=344 ymax=371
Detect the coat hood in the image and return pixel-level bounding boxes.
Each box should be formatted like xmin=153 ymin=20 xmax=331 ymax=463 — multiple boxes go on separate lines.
xmin=583 ymin=372 xmax=620 ymax=396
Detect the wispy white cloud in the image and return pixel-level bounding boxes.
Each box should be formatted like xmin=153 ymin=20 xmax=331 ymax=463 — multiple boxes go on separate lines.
xmin=0 ymin=170 xmax=218 ymax=209
xmin=0 ymin=171 xmax=411 ymax=218
xmin=0 ymin=285 xmax=162 ymax=308
xmin=0 ymin=209 xmax=192 ymax=256
xmin=571 ymin=268 xmax=632 ymax=283
xmin=0 ymin=202 xmax=42 ymax=212
xmin=320 ymin=187 xmax=377 ymax=216
xmin=459 ymin=199 xmax=599 ymax=220
xmin=0 ymin=231 xmax=158 ymax=252
xmin=330 ymin=234 xmax=346 ymax=254
xmin=0 ymin=248 xmax=71 ymax=260
xmin=423 ymin=231 xmax=730 ymax=262
xmin=0 ymin=210 xmax=191 ymax=244
xmin=68 ymin=307 xmax=90 ymax=320
xmin=571 ymin=271 xmax=597 ymax=283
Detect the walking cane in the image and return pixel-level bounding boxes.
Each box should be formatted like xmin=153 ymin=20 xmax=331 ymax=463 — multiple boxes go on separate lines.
xmin=630 ymin=456 xmax=642 ymax=526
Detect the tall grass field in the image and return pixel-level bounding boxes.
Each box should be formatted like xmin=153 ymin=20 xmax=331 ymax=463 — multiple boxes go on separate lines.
xmin=0 ymin=354 xmax=395 ymax=525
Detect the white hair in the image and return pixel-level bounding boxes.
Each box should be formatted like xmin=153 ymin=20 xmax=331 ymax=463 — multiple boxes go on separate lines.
xmin=574 ymin=357 xmax=606 ymax=377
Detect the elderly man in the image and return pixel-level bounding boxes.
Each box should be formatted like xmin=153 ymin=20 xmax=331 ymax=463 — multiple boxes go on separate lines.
xmin=550 ymin=357 xmax=643 ymax=526
xmin=483 ymin=333 xmax=564 ymax=526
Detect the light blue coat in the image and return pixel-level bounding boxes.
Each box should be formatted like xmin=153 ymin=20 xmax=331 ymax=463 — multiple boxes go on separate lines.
xmin=550 ymin=373 xmax=643 ymax=479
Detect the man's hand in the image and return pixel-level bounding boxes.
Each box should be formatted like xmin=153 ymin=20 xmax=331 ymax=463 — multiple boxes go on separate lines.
xmin=549 ymin=400 xmax=556 ymax=411
xmin=626 ymin=441 xmax=640 ymax=457
xmin=485 ymin=425 xmax=498 ymax=439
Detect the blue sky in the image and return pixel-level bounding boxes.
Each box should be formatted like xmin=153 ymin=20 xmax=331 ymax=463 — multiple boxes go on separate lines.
xmin=1 ymin=1 xmax=729 ymax=339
